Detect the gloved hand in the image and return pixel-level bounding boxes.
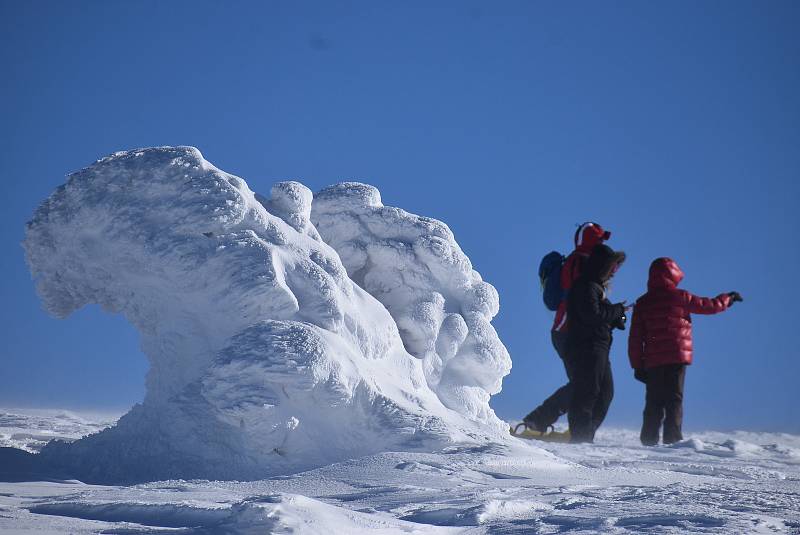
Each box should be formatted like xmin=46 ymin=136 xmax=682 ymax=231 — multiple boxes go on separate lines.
xmin=612 ymin=305 xmax=627 ymax=330
xmin=634 ymin=369 xmax=647 ymax=383
xmin=728 ymin=291 xmax=743 ymax=305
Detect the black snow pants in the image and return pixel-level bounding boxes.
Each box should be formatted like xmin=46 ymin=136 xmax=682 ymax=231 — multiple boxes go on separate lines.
xmin=640 ymin=364 xmax=686 ymax=445
xmin=523 ymin=331 xmax=573 ymax=431
xmin=567 ymin=347 xmax=614 ymax=443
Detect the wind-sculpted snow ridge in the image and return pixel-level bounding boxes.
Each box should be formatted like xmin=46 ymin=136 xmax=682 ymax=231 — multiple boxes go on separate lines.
xmin=312 ymin=183 xmax=511 ymax=429
xmin=22 ymin=147 xmax=511 ymax=483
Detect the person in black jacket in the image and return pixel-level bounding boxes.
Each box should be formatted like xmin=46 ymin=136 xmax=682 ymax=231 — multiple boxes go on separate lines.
xmin=566 ymin=244 xmax=628 ymax=443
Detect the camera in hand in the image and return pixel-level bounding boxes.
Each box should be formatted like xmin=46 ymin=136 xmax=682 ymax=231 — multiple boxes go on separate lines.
xmin=612 ymin=312 xmax=627 ymax=330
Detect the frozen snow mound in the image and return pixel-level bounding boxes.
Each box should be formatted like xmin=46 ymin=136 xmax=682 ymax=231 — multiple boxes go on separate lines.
xmin=23 ymin=147 xmax=511 ymax=483
xmin=313 ymin=183 xmax=511 ymax=425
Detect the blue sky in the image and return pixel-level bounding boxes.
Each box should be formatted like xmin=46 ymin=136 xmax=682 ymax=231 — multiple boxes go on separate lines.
xmin=1 ymin=1 xmax=798 ymax=432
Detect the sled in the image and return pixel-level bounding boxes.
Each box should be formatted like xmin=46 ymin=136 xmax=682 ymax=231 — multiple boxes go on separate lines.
xmin=510 ymin=423 xmax=571 ymax=443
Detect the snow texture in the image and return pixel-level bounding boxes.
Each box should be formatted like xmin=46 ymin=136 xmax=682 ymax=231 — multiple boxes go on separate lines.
xmin=2 ymin=410 xmax=799 ymax=534
xmin=0 ymin=408 xmax=119 ymax=453
xmin=22 ymin=147 xmax=510 ymax=483
xmin=312 ymin=184 xmax=511 ymax=427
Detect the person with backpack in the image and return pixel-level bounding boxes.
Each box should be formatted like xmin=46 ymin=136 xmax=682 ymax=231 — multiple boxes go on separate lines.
xmin=566 ymin=243 xmax=628 ymax=443
xmin=628 ymin=257 xmax=742 ymax=446
xmin=521 ymin=223 xmax=612 ymax=435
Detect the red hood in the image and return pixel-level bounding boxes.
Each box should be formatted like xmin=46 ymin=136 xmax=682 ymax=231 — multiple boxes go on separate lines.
xmin=574 ymin=222 xmax=611 ymax=254
xmin=648 ymin=257 xmax=684 ymax=290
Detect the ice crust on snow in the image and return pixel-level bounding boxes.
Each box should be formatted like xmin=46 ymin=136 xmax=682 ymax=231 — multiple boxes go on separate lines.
xmin=22 ymin=147 xmax=510 ymax=483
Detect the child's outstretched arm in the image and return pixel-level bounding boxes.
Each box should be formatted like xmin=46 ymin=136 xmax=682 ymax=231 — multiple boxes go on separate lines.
xmin=683 ymin=291 xmax=733 ymax=315
xmin=628 ymin=304 xmax=646 ymax=370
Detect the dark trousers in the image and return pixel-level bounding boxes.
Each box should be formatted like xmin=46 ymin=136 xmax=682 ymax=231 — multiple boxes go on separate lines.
xmin=567 ymin=349 xmax=614 ymax=443
xmin=523 ymin=331 xmax=572 ymax=431
xmin=640 ymin=364 xmax=686 ymax=445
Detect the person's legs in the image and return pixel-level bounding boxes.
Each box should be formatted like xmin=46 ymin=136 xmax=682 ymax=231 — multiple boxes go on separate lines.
xmin=523 ymin=331 xmax=572 ymax=431
xmin=640 ymin=366 xmax=666 ymax=446
xmin=662 ymin=365 xmax=686 ymax=444
xmin=568 ymin=350 xmax=603 ymax=443
xmin=591 ymin=357 xmax=614 ymax=435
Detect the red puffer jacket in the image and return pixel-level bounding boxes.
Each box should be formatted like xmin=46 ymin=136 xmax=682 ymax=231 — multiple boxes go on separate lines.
xmin=628 ymin=258 xmax=731 ymax=369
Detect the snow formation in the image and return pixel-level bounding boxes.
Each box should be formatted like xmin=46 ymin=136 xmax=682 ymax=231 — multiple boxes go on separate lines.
xmin=23 ymin=147 xmax=511 ymax=483
xmin=312 ymin=184 xmax=510 ymax=424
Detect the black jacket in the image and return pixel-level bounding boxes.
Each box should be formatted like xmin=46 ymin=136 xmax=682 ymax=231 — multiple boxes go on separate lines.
xmin=566 ymin=245 xmax=626 ymax=356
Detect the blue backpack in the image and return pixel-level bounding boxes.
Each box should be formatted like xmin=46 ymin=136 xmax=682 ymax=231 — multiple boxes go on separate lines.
xmin=539 ymin=251 xmax=566 ymax=311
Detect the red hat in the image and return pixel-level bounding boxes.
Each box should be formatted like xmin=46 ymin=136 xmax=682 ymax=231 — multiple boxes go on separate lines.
xmin=574 ymin=222 xmax=611 ymax=253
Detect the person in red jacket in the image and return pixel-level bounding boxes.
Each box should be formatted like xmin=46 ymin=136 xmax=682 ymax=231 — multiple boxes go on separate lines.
xmin=628 ymin=257 xmax=743 ymax=445
xmin=522 ymin=222 xmax=611 ymax=433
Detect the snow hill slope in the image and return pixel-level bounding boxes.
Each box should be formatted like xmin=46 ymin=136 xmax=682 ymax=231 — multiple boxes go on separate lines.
xmin=21 ymin=147 xmax=513 ymax=483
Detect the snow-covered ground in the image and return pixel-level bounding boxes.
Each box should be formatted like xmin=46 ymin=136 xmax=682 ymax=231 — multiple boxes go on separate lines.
xmin=1 ymin=408 xmax=799 ymax=534
xmin=0 ymin=409 xmax=119 ymax=453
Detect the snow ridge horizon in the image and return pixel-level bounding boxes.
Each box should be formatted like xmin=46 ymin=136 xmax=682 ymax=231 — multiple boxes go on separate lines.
xmin=22 ymin=146 xmax=511 ymax=483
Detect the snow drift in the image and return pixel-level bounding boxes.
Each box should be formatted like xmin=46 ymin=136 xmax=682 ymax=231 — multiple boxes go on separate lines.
xmin=22 ymin=147 xmax=511 ymax=483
